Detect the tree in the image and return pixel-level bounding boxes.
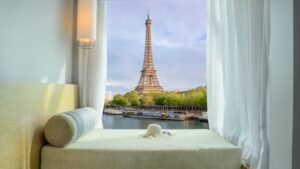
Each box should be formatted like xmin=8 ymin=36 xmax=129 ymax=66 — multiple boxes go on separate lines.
xmin=141 ymin=95 xmax=154 ymax=106
xmin=165 ymin=92 xmax=180 ymax=105
xmin=112 ymin=94 xmax=129 ymax=106
xmin=154 ymin=95 xmax=167 ymax=105
xmin=109 ymin=86 xmax=207 ymax=107
xmin=124 ymin=91 xmax=140 ymax=106
xmin=130 ymin=98 xmax=140 ymax=106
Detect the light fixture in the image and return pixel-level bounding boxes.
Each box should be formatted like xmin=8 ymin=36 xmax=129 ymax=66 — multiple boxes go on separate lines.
xmin=77 ymin=0 xmax=97 ymax=43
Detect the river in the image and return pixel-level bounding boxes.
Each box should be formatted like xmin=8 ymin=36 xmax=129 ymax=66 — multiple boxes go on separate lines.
xmin=102 ymin=114 xmax=209 ymax=129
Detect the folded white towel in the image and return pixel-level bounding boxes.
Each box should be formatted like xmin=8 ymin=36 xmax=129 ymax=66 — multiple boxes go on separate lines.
xmin=143 ymin=123 xmax=162 ymax=138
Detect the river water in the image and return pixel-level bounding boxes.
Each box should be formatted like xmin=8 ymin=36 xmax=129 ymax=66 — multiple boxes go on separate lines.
xmin=102 ymin=114 xmax=209 ymax=129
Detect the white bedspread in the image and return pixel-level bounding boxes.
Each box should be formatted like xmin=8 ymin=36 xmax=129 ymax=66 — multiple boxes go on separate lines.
xmin=41 ymin=129 xmax=240 ymax=169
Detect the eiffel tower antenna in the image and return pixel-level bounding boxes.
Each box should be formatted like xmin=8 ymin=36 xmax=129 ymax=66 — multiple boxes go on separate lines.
xmin=135 ymin=11 xmax=163 ymax=95
xmin=147 ymin=9 xmax=150 ymax=18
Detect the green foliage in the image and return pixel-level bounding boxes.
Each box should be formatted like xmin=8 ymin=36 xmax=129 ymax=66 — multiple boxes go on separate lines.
xmin=154 ymin=95 xmax=167 ymax=105
xmin=124 ymin=91 xmax=140 ymax=106
xmin=130 ymin=98 xmax=140 ymax=106
xmin=140 ymin=95 xmax=154 ymax=106
xmin=111 ymin=94 xmax=129 ymax=106
xmin=153 ymin=86 xmax=207 ymax=106
xmin=110 ymin=86 xmax=207 ymax=107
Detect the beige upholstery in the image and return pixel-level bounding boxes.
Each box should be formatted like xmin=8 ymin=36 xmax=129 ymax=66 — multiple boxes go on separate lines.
xmin=0 ymin=82 xmax=78 ymax=169
xmin=45 ymin=114 xmax=77 ymax=147
xmin=44 ymin=107 xmax=97 ymax=147
xmin=41 ymin=129 xmax=241 ymax=169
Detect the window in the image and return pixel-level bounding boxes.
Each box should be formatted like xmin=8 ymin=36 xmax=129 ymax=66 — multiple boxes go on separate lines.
xmin=103 ymin=0 xmax=207 ymax=129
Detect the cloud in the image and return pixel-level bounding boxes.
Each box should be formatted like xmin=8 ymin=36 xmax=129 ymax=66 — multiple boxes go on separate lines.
xmin=107 ymin=81 xmax=129 ymax=87
xmin=152 ymin=37 xmax=184 ymax=48
xmin=107 ymin=0 xmax=206 ymax=94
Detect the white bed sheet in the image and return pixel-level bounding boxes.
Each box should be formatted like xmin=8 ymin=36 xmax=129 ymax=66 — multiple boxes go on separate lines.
xmin=41 ymin=129 xmax=241 ymax=169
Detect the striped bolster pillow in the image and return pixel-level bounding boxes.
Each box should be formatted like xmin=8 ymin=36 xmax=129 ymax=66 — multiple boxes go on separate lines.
xmin=44 ymin=107 xmax=97 ymax=147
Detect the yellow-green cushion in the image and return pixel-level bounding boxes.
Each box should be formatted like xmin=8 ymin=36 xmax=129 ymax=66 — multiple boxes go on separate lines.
xmin=44 ymin=107 xmax=97 ymax=147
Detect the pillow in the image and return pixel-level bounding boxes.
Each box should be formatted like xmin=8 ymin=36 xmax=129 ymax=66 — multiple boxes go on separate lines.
xmin=44 ymin=107 xmax=97 ymax=147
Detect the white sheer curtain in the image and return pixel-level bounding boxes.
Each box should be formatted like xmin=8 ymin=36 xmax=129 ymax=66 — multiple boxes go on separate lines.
xmin=207 ymin=1 xmax=270 ymax=169
xmin=78 ymin=0 xmax=107 ymax=128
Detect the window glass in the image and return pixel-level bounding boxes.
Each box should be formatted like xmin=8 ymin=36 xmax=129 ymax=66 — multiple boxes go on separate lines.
xmin=104 ymin=0 xmax=207 ymax=129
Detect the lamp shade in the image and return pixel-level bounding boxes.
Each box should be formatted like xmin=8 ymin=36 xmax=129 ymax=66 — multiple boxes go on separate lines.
xmin=77 ymin=0 xmax=97 ymax=42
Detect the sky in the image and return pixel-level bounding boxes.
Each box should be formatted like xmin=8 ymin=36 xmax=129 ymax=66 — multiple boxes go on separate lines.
xmin=106 ymin=0 xmax=206 ymax=94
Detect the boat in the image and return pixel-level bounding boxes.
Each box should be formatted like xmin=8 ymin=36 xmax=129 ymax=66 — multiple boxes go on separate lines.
xmin=123 ymin=110 xmax=186 ymax=121
xmin=198 ymin=112 xmax=208 ymax=122
xmin=103 ymin=108 xmax=123 ymax=115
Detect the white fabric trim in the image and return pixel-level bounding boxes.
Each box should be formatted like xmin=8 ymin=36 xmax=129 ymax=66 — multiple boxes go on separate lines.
xmin=77 ymin=0 xmax=107 ymax=128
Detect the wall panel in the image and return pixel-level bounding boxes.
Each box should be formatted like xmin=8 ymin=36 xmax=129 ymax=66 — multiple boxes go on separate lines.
xmin=0 ymin=82 xmax=78 ymax=169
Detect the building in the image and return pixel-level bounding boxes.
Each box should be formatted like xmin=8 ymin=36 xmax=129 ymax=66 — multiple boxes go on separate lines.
xmin=135 ymin=14 xmax=163 ymax=95
xmin=105 ymin=91 xmax=114 ymax=104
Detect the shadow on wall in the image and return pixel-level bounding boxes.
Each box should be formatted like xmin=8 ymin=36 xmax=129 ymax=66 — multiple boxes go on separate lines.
xmin=61 ymin=0 xmax=77 ymax=84
xmin=29 ymin=84 xmax=64 ymax=169
xmin=72 ymin=0 xmax=79 ymax=84
xmin=0 ymin=82 xmax=78 ymax=169
xmin=29 ymin=84 xmax=78 ymax=169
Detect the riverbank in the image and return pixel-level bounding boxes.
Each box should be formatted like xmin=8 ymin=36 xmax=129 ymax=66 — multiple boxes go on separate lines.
xmin=102 ymin=114 xmax=209 ymax=129
xmin=104 ymin=107 xmax=208 ymax=122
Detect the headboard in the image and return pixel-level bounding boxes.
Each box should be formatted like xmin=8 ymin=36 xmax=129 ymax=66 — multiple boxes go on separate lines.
xmin=0 ymin=82 xmax=78 ymax=169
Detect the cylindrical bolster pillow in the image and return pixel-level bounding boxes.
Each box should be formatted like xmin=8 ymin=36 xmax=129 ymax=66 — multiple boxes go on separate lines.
xmin=44 ymin=107 xmax=97 ymax=147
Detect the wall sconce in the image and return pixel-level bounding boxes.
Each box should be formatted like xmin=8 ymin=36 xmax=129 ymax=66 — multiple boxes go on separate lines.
xmin=77 ymin=0 xmax=97 ymax=43
xmin=77 ymin=0 xmax=98 ymax=106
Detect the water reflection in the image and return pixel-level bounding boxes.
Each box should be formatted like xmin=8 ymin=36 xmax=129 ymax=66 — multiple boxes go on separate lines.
xmin=102 ymin=114 xmax=209 ymax=129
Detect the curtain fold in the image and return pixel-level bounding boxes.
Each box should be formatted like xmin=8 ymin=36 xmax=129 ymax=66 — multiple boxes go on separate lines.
xmin=94 ymin=0 xmax=107 ymax=128
xmin=78 ymin=0 xmax=107 ymax=128
xmin=207 ymin=1 xmax=270 ymax=169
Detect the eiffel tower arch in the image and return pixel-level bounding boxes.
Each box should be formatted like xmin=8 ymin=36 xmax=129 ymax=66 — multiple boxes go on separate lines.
xmin=135 ymin=14 xmax=163 ymax=95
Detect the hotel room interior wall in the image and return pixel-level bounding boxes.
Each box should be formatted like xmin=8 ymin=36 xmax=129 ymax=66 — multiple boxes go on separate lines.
xmin=269 ymin=0 xmax=293 ymax=169
xmin=0 ymin=0 xmax=75 ymax=84
xmin=0 ymin=82 xmax=78 ymax=169
xmin=293 ymin=0 xmax=300 ymax=168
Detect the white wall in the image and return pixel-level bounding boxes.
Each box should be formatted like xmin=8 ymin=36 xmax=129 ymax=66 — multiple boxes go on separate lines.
xmin=269 ymin=0 xmax=293 ymax=169
xmin=0 ymin=0 xmax=75 ymax=84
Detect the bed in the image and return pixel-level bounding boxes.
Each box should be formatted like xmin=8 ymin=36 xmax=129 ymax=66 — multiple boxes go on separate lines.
xmin=41 ymin=129 xmax=241 ymax=169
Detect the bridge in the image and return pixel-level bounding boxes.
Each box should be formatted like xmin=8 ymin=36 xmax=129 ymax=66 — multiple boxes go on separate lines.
xmin=108 ymin=105 xmax=207 ymax=113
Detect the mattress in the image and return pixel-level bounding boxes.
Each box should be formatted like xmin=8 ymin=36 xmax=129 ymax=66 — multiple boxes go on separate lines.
xmin=41 ymin=129 xmax=241 ymax=169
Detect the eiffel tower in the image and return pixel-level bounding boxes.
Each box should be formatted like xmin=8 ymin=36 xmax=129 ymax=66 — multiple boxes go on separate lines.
xmin=135 ymin=13 xmax=163 ymax=95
